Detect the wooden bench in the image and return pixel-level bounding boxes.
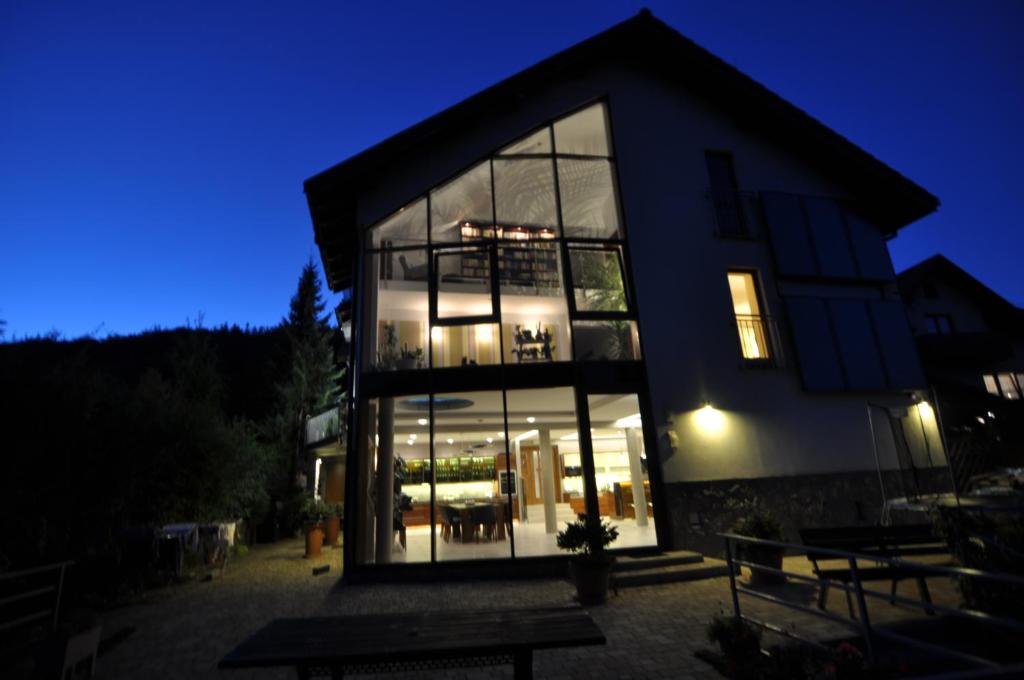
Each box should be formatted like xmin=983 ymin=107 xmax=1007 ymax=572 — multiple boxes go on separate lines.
xmin=218 ymin=606 xmax=605 ymax=679
xmin=799 ymin=525 xmax=949 ymax=617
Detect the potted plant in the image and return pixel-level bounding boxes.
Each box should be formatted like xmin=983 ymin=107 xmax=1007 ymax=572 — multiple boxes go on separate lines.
xmin=377 ymin=322 xmax=400 ymax=370
xmin=557 ymin=513 xmax=619 ymax=605
xmin=731 ymin=506 xmax=785 ymax=586
xmin=323 ymin=501 xmax=343 ymax=548
xmin=397 ymin=344 xmax=423 ymax=370
xmin=706 ymin=615 xmax=762 ymax=675
xmin=301 ymin=497 xmax=326 ymax=558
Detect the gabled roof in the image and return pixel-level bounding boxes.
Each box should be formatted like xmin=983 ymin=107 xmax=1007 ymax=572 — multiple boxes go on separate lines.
xmin=898 ymin=254 xmax=1024 ymax=336
xmin=305 ymin=9 xmax=939 ymax=291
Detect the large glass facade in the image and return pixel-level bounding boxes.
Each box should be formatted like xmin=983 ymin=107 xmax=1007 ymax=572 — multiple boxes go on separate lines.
xmin=351 ymin=102 xmax=657 ymax=567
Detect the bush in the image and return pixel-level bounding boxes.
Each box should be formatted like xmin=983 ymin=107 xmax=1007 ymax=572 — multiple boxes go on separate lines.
xmin=706 ymin=615 xmax=761 ymax=660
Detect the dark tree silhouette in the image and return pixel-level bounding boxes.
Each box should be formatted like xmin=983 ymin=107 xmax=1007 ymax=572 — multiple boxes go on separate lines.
xmin=272 ymin=259 xmax=339 ymax=496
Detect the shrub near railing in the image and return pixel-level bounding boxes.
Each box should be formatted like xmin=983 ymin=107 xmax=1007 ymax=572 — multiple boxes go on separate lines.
xmin=932 ymin=504 xmax=1024 ymax=618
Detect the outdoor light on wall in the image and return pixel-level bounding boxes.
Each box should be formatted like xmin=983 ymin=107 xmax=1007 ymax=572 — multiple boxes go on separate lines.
xmin=693 ymin=402 xmax=726 ymax=436
xmin=916 ymin=401 xmax=934 ymax=419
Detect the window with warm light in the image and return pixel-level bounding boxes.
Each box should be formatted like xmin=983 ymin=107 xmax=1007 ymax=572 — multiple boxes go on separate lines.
xmin=727 ymin=271 xmax=771 ymax=361
xmin=983 ymin=372 xmax=1023 ymax=400
xmin=362 ymin=100 xmax=640 ymax=372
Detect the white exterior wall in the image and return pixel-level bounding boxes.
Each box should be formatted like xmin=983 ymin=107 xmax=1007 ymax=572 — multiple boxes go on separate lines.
xmin=351 ymin=63 xmax=942 ymax=487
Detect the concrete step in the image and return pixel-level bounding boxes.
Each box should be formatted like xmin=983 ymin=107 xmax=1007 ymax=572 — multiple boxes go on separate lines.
xmin=613 ymin=550 xmax=704 ymax=573
xmin=612 ymin=557 xmax=733 ymax=588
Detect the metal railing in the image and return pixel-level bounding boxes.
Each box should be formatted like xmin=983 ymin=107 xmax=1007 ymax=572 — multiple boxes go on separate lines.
xmin=720 ymin=533 xmax=1024 ymax=673
xmin=706 ymin=189 xmax=762 ymax=239
xmin=0 ymin=560 xmax=73 ymax=654
xmin=734 ymin=314 xmax=781 ymax=367
xmin=305 ymin=407 xmax=343 ymax=447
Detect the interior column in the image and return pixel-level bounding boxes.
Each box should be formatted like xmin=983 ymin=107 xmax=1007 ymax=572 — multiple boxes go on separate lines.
xmin=514 ymin=439 xmax=526 ymax=522
xmin=539 ymin=429 xmax=558 ymax=534
xmin=374 ymin=397 xmax=395 ymax=563
xmin=626 ymin=427 xmax=648 ymax=527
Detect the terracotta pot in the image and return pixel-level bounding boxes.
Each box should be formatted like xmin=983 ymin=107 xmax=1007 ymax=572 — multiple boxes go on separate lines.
xmin=569 ymin=557 xmax=613 ymax=606
xmin=324 ymin=516 xmax=341 ymax=547
xmin=304 ymin=522 xmax=324 ymax=558
xmin=744 ymin=544 xmax=785 ymax=586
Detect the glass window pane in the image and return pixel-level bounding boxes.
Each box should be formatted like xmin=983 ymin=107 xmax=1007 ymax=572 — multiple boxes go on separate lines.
xmin=557 ymin=159 xmax=621 ymax=239
xmin=572 ymin=320 xmax=641 ymax=361
xmin=354 ymin=394 xmax=431 ymax=565
xmin=499 ymin=245 xmax=571 ymax=364
xmin=553 ymin=103 xmax=611 ymax=156
xmin=727 ymin=272 xmax=770 ymax=360
xmin=369 ymin=198 xmax=427 ymax=249
xmin=586 ymin=393 xmax=657 ymax=549
xmin=432 ymin=391 xmax=512 ymax=561
xmin=430 ymin=323 xmax=500 ymax=368
xmin=505 ymin=387 xmax=580 ymax=557
xmin=435 ymin=248 xmax=494 ymax=320
xmin=998 ymin=373 xmax=1020 ymax=400
xmin=983 ymin=374 xmax=999 ymax=396
xmin=430 ymin=161 xmax=493 ymax=243
xmin=365 ymin=249 xmax=428 ymax=372
xmin=569 ymin=248 xmax=628 ymax=312
xmin=493 ymin=158 xmax=558 ymax=231
xmin=498 ymin=128 xmax=552 ymax=156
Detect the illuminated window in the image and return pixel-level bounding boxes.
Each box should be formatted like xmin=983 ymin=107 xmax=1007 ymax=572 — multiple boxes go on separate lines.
xmin=727 ymin=272 xmax=771 ymax=361
xmin=983 ymin=372 xmax=1022 ymax=400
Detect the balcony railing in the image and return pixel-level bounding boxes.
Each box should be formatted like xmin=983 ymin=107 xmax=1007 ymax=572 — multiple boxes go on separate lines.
xmin=734 ymin=314 xmax=782 ymax=367
xmin=706 ymin=189 xmax=762 ymax=239
xmin=305 ymin=407 xmax=344 ymax=447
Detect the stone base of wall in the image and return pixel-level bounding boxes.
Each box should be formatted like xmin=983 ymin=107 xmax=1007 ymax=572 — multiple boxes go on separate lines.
xmin=661 ymin=468 xmax=953 ymax=557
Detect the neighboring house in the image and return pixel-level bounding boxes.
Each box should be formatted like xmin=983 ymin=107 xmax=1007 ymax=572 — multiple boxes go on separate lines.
xmin=898 ymin=254 xmax=1024 ymax=492
xmin=304 ymin=11 xmax=947 ymax=576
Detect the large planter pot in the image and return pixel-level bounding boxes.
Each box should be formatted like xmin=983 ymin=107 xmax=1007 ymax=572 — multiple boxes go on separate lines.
xmin=743 ymin=544 xmax=785 ymax=586
xmin=569 ymin=557 xmax=613 ymax=606
xmin=324 ymin=516 xmax=341 ymax=547
xmin=397 ymin=357 xmax=418 ymax=370
xmin=304 ymin=522 xmax=324 ymax=558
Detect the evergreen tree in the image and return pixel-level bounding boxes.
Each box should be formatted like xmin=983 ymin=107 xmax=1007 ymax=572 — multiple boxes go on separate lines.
xmin=274 ymin=259 xmax=339 ymax=493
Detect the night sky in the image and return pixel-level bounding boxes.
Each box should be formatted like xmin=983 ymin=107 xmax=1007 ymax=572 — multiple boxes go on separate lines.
xmin=2 ymin=1 xmax=1021 ymax=338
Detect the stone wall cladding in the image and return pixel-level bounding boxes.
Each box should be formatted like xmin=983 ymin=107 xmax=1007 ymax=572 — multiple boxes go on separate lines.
xmin=662 ymin=468 xmax=952 ymax=556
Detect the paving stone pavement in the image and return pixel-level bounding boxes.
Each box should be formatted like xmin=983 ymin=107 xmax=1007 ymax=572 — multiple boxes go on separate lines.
xmin=91 ymin=541 xmax=962 ymax=679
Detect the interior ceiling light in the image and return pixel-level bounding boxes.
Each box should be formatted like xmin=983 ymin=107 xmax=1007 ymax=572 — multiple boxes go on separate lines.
xmin=417 ymin=418 xmax=428 ymax=426
xmin=527 ymin=416 xmax=536 ymax=423
xmin=446 ymin=438 xmax=454 ymax=444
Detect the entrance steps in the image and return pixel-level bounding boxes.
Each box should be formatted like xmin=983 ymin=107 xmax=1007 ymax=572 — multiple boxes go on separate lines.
xmin=522 ymin=503 xmax=577 ymax=524
xmin=612 ymin=550 xmax=732 ymax=588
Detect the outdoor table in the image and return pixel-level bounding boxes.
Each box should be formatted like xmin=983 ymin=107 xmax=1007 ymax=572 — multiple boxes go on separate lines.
xmin=218 ymin=606 xmax=605 ymax=679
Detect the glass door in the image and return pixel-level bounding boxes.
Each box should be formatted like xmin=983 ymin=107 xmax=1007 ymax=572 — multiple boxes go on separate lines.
xmin=581 ymin=393 xmax=658 ymax=549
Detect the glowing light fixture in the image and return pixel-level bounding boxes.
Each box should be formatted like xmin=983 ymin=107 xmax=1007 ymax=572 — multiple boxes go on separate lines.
xmin=446 ymin=438 xmax=454 ymax=444
xmin=409 ymin=433 xmax=417 ymax=440
xmin=476 ymin=325 xmax=493 ymax=343
xmin=526 ymin=416 xmax=536 ymax=424
xmin=694 ymin=403 xmax=726 ymax=435
xmin=916 ymin=401 xmax=934 ymax=419
xmin=430 ymin=326 xmax=442 ymax=342
xmin=486 ymin=437 xmax=494 ymax=444
xmin=417 ymin=418 xmax=428 ymax=426
xmin=613 ymin=412 xmax=642 ymax=429
xmin=514 ymin=429 xmax=538 ymax=443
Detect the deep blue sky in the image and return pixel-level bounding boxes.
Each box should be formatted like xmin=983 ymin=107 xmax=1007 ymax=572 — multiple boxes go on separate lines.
xmin=2 ymin=1 xmax=1021 ymax=338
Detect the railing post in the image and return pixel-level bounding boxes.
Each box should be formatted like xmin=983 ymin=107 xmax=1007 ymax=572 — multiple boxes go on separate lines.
xmin=724 ymin=535 xmax=741 ymax=619
xmin=847 ymin=557 xmax=874 ymax=664
xmin=53 ymin=563 xmax=66 ymax=631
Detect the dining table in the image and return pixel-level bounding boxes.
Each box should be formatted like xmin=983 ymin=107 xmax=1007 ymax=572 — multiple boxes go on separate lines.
xmin=440 ymin=501 xmax=507 ymax=543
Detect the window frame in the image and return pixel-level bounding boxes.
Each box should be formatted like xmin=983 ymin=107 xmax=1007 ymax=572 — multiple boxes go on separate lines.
xmin=429 ymin=243 xmax=501 ymax=327
xmin=726 ymin=268 xmax=775 ymax=364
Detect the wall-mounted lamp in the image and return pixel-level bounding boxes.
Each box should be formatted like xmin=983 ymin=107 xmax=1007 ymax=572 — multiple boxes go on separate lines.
xmin=693 ymin=402 xmax=726 ymax=435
